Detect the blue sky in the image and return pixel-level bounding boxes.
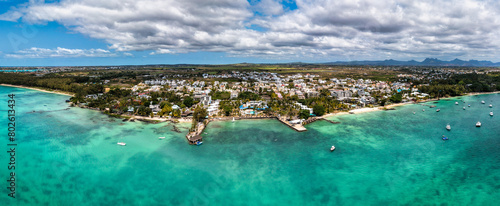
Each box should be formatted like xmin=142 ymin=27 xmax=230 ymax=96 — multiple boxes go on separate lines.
xmin=1 ymin=0 xmax=500 ymax=66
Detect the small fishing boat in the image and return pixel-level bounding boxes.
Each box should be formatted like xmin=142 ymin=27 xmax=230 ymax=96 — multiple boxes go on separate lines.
xmin=330 ymin=145 xmax=336 ymax=152
xmin=468 ymin=104 xmax=471 ymax=107
xmin=481 ymin=100 xmax=485 ymax=104
xmin=463 ymin=107 xmax=466 ymax=110
xmin=446 ymin=124 xmax=451 ymax=131
xmin=196 ymin=141 xmax=203 ymax=145
xmin=422 ymin=109 xmax=425 ymax=112
xmin=436 ymin=109 xmax=440 ymax=112
xmin=117 ymin=142 xmax=126 ymax=146
xmin=476 ymin=121 xmax=481 ymax=127
xmin=442 ymin=135 xmax=449 ymax=140
xmin=158 ymin=137 xmax=165 ymax=139
xmin=455 ymin=102 xmax=458 ymax=105
xmin=489 ymin=104 xmax=493 ymax=108
xmin=490 ymin=112 xmax=494 ymax=116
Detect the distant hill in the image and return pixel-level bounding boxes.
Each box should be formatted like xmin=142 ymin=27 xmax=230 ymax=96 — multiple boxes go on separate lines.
xmin=323 ymin=58 xmax=500 ymax=67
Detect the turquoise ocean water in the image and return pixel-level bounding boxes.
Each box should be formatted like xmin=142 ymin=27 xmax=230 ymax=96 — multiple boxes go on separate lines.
xmin=1 ymin=86 xmax=499 ymax=205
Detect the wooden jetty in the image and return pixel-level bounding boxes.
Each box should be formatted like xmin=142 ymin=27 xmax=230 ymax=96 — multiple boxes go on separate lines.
xmin=185 ymin=120 xmax=210 ymax=145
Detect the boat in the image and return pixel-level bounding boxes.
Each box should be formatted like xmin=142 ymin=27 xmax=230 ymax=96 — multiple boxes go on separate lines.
xmin=490 ymin=112 xmax=494 ymax=116
xmin=455 ymin=102 xmax=458 ymax=105
xmin=413 ymin=111 xmax=416 ymax=115
xmin=436 ymin=109 xmax=440 ymax=112
xmin=481 ymin=100 xmax=485 ymax=104
xmin=196 ymin=141 xmax=203 ymax=145
xmin=232 ymin=117 xmax=235 ymax=122
xmin=489 ymin=104 xmax=493 ymax=108
xmin=330 ymin=145 xmax=336 ymax=152
xmin=468 ymin=104 xmax=471 ymax=107
xmin=442 ymin=135 xmax=449 ymax=140
xmin=422 ymin=109 xmax=425 ymax=112
xmin=430 ymin=105 xmax=437 ymax=108
xmin=463 ymin=107 xmax=466 ymax=110
xmin=117 ymin=142 xmax=126 ymax=146
xmin=158 ymin=137 xmax=165 ymax=139
xmin=446 ymin=124 xmax=451 ymax=130
xmin=476 ymin=121 xmax=481 ymax=127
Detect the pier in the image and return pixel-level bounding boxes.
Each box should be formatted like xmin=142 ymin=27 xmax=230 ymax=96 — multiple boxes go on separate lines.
xmin=277 ymin=117 xmax=307 ymax=132
xmin=186 ymin=119 xmax=210 ymax=145
xmin=302 ymin=117 xmax=341 ymax=125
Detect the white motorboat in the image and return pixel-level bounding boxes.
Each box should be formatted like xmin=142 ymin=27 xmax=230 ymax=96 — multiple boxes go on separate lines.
xmin=436 ymin=109 xmax=440 ymax=112
xmin=158 ymin=137 xmax=165 ymax=139
xmin=468 ymin=104 xmax=471 ymax=107
xmin=446 ymin=124 xmax=451 ymax=131
xmin=490 ymin=112 xmax=494 ymax=116
xmin=422 ymin=109 xmax=425 ymax=112
xmin=481 ymin=100 xmax=485 ymax=104
xmin=476 ymin=121 xmax=481 ymax=127
xmin=330 ymin=145 xmax=336 ymax=152
xmin=455 ymin=102 xmax=458 ymax=105
xmin=117 ymin=142 xmax=126 ymax=146
xmin=232 ymin=117 xmax=235 ymax=122
xmin=463 ymin=107 xmax=466 ymax=110
xmin=489 ymin=104 xmax=492 ymax=108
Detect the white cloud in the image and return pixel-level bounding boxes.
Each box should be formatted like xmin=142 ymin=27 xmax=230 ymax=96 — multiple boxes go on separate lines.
xmin=1 ymin=0 xmax=500 ymax=61
xmin=252 ymin=0 xmax=284 ymax=16
xmin=5 ymin=47 xmax=119 ymax=58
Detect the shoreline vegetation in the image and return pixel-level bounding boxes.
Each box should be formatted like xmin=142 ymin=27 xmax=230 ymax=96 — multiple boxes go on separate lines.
xmin=2 ymin=83 xmax=498 ymax=123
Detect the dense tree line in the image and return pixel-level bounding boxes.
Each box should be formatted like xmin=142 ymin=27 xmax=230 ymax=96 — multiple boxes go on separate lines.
xmin=0 ymin=73 xmax=103 ymax=96
xmin=417 ymin=73 xmax=500 ymax=98
xmin=238 ymin=91 xmax=260 ymax=100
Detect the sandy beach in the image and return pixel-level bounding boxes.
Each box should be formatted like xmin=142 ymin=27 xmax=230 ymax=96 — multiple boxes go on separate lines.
xmin=2 ymin=83 xmax=498 ymax=123
xmin=322 ymin=91 xmax=500 ymax=119
xmin=0 ymin=83 xmax=74 ymax=97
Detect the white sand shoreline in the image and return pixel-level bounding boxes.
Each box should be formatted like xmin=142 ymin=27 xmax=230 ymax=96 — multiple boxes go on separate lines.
xmin=3 ymin=83 xmax=498 ymax=123
xmin=0 ymin=84 xmax=74 ymax=97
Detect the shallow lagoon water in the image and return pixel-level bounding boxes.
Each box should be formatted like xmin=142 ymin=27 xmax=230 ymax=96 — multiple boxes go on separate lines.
xmin=1 ymin=86 xmax=499 ymax=205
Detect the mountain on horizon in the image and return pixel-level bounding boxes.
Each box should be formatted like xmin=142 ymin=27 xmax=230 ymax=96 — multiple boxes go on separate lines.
xmin=324 ymin=58 xmax=500 ymax=67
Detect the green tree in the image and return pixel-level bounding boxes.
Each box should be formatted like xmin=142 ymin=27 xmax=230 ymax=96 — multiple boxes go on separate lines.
xmin=137 ymin=105 xmax=151 ymax=116
xmin=183 ymin=97 xmax=194 ymax=107
xmin=192 ymin=105 xmax=208 ymax=122
xmin=389 ymin=93 xmax=402 ymax=103
xmin=313 ymin=105 xmax=325 ymax=116
xmin=299 ymin=110 xmax=310 ymax=120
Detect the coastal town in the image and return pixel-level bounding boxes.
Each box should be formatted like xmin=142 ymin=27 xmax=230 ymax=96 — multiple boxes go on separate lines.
xmin=1 ymin=65 xmax=499 ymax=144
